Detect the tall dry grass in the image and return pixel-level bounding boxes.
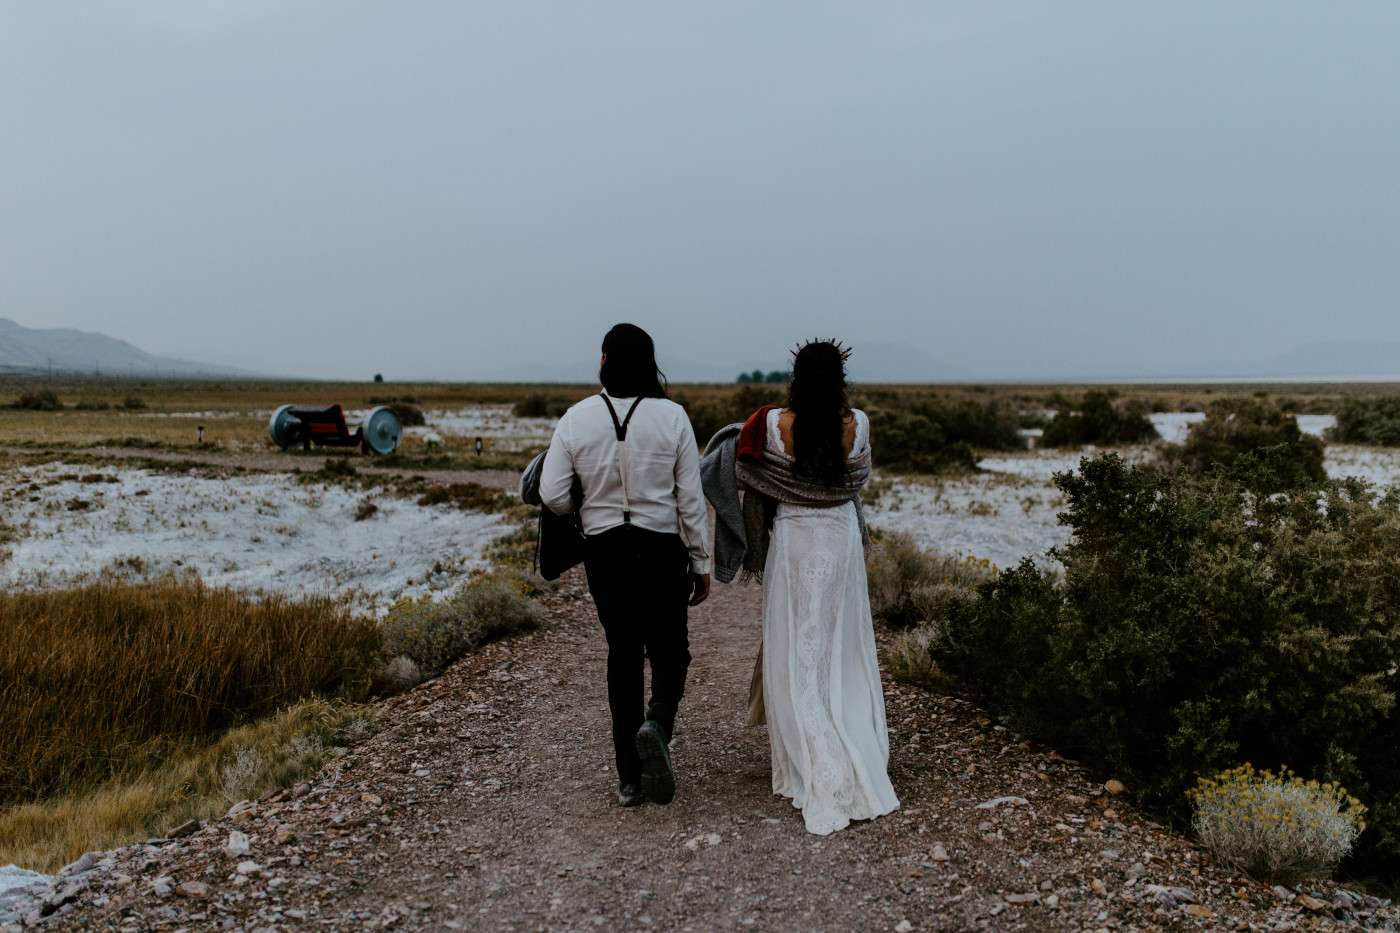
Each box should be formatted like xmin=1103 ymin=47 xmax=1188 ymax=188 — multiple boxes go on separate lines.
xmin=0 ymin=580 xmax=380 ymax=806
xmin=0 ymin=698 xmax=374 ymax=872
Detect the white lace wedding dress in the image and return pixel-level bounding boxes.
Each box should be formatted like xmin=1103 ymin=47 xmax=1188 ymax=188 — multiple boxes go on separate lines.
xmin=762 ymin=408 xmax=900 ymax=834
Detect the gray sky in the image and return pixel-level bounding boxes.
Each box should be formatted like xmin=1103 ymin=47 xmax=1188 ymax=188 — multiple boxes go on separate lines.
xmin=2 ymin=2 xmax=1397 ymax=381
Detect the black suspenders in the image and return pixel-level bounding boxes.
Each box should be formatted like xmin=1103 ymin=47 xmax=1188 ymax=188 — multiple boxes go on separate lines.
xmin=599 ymin=394 xmax=643 ymax=525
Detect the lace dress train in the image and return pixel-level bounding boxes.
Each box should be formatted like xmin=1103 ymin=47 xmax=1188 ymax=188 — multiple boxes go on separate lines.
xmin=761 ymin=410 xmax=900 ymax=834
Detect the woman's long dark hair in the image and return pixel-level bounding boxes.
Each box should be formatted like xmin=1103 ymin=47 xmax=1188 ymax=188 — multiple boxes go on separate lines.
xmin=599 ymin=323 xmax=669 ymax=399
xmin=787 ymin=340 xmax=850 ymax=486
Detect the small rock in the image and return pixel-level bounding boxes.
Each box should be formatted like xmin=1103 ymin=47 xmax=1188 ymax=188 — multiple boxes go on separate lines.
xmin=1005 ymin=892 xmax=1040 ymax=905
xmin=274 ymin=829 xmax=296 ymax=846
xmin=1065 ymin=795 xmax=1088 ymax=806
xmin=1294 ymin=894 xmax=1329 ymax=912
xmin=57 ymin=853 xmax=96 ymax=877
xmin=150 ymin=880 xmax=173 ymax=898
xmin=1126 ymin=862 xmax=1147 ymax=880
xmin=1039 ymin=880 xmax=1053 ymax=891
xmin=175 ymin=881 xmax=210 ymax=899
xmin=168 ymin=819 xmax=201 ymax=839
xmin=291 ymin=782 xmax=311 ymax=799
xmin=1104 ymin=779 xmax=1126 ymax=795
xmin=895 ymin=922 xmax=913 ymax=933
xmin=1091 ymin=879 xmax=1107 ymax=895
xmin=1103 ymin=808 xmax=1118 ymax=820
xmin=111 ymin=874 xmax=134 ymax=890
xmin=931 ymin=845 xmax=949 ymax=862
xmin=235 ymin=860 xmax=261 ymax=875
xmin=1169 ymin=887 xmax=1196 ymax=904
xmin=1100 ymin=849 xmax=1119 ymax=860
xmin=1044 ymin=894 xmax=1059 ymax=908
xmin=975 ymin=796 xmax=1029 ymax=810
xmin=1272 ymin=885 xmax=1294 ymax=902
xmin=1182 ymin=904 xmax=1214 ymax=918
xmin=225 ymin=830 xmax=250 ymax=858
xmin=360 ymin=793 xmax=382 ymax=807
xmin=44 ymin=884 xmax=83 ymax=910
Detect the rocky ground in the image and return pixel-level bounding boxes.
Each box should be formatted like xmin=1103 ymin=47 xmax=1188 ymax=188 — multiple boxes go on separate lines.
xmin=5 ymin=571 xmax=1396 ymax=933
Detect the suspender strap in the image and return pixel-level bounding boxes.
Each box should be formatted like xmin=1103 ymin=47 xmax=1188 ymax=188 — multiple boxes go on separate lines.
xmin=599 ymin=394 xmax=644 ymax=525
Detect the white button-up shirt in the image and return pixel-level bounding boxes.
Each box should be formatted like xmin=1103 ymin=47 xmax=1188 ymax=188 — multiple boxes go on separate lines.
xmin=539 ymin=392 xmax=712 ymax=574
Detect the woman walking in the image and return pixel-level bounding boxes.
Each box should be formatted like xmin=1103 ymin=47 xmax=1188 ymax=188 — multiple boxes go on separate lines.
xmin=702 ymin=340 xmax=899 ymax=834
xmin=539 ymin=323 xmax=711 ymax=807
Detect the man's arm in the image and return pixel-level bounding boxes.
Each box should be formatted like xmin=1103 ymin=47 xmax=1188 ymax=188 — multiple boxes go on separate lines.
xmin=538 ymin=414 xmax=577 ymax=515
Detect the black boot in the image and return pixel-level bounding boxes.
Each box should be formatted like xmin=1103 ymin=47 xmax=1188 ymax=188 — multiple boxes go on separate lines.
xmin=635 ymin=720 xmax=675 ymax=805
xmin=616 ymin=781 xmax=643 ymax=808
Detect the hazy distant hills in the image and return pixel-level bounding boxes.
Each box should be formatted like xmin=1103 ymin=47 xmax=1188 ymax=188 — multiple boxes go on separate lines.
xmin=0 ymin=318 xmax=245 ymax=377
xmin=4 ymin=316 xmax=1398 ymax=383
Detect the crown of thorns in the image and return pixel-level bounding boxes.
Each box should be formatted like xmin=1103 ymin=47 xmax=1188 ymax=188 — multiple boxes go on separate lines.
xmin=791 ymin=338 xmax=852 ymax=362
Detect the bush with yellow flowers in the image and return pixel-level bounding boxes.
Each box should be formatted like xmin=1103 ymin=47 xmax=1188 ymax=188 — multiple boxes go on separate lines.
xmin=1190 ymin=765 xmax=1366 ymax=885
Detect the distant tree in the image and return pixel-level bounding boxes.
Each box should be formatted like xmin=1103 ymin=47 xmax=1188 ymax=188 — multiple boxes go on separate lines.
xmin=764 ymin=370 xmax=787 ymax=384
xmin=373 ymin=374 xmax=384 ymax=383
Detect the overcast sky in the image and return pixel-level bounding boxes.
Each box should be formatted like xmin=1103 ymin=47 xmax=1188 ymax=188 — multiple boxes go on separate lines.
xmin=2 ymin=3 xmax=1397 ymax=381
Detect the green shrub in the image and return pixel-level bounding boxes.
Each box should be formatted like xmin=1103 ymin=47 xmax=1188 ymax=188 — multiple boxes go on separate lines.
xmin=388 ymin=402 xmax=425 ymax=426
xmin=928 ymin=453 xmax=1400 ymax=873
xmin=677 ymin=385 xmax=784 ymax=449
xmin=119 ymin=395 xmax=147 ymax=411
xmin=12 ymin=390 xmax=62 ymax=411
xmin=1176 ymin=399 xmax=1324 ymax=492
xmin=1040 ymin=390 xmax=1157 ymax=447
xmin=859 ymin=395 xmax=1024 ymax=472
xmin=512 ymin=393 xmax=572 ymax=418
xmin=1332 ymin=396 xmax=1400 ymax=447
xmin=380 ymin=567 xmax=546 ymax=677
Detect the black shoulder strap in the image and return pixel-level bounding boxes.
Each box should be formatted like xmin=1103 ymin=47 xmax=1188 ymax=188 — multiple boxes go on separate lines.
xmin=599 ymin=393 xmax=643 ymax=440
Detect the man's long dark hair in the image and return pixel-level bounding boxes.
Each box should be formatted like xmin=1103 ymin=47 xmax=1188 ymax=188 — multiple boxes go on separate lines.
xmin=599 ymin=323 xmax=669 ymax=399
xmin=787 ymin=340 xmax=850 ymax=486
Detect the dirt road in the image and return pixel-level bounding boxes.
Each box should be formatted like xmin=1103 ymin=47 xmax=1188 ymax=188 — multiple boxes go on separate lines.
xmin=31 ymin=571 xmax=1386 ymax=932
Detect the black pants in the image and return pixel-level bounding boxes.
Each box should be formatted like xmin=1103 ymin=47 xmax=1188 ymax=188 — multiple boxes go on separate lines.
xmin=583 ymin=525 xmax=692 ymax=785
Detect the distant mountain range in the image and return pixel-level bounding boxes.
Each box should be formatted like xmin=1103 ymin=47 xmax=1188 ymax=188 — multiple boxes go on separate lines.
xmin=0 ymin=318 xmax=246 ymax=377
xmin=5 ymin=317 xmax=1400 ymax=383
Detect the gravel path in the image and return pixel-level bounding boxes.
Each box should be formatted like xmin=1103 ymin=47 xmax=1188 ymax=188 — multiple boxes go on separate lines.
xmin=17 ymin=572 xmax=1397 ymax=932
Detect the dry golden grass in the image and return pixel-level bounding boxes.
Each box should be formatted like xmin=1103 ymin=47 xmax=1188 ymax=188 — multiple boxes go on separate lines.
xmin=0 ymin=580 xmax=380 ymax=806
xmin=0 ymin=698 xmax=375 ymax=872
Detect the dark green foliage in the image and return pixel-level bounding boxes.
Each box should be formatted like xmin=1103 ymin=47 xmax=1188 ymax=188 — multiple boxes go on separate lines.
xmin=859 ymin=394 xmax=1024 ymax=473
xmin=373 ymin=373 xmax=384 ymax=383
xmin=1332 ymin=396 xmax=1400 ymax=447
xmin=676 ymin=385 xmax=784 ymax=449
xmin=1177 ymin=400 xmax=1324 ymax=492
xmin=736 ymin=369 xmax=788 ymax=385
xmin=12 ymin=390 xmax=62 ymax=411
xmin=388 ymin=402 xmax=425 ymax=426
xmin=1040 ymin=391 xmax=1157 ymax=447
xmin=930 ymin=453 xmax=1400 ymax=873
xmin=119 ymin=395 xmax=146 ymax=411
xmin=512 ymin=393 xmax=572 ymax=418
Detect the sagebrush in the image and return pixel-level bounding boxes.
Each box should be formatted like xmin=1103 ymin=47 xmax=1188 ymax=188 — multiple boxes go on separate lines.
xmin=1191 ymin=765 xmax=1366 ymax=885
xmin=928 ymin=453 xmax=1400 ymax=873
xmin=381 ymin=565 xmax=546 ymax=678
xmin=1173 ymin=399 xmax=1324 ymax=492
xmin=1040 ymin=390 xmax=1156 ymax=448
xmin=866 ymin=529 xmax=995 ymax=628
xmin=1331 ymin=395 xmax=1400 ymax=447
